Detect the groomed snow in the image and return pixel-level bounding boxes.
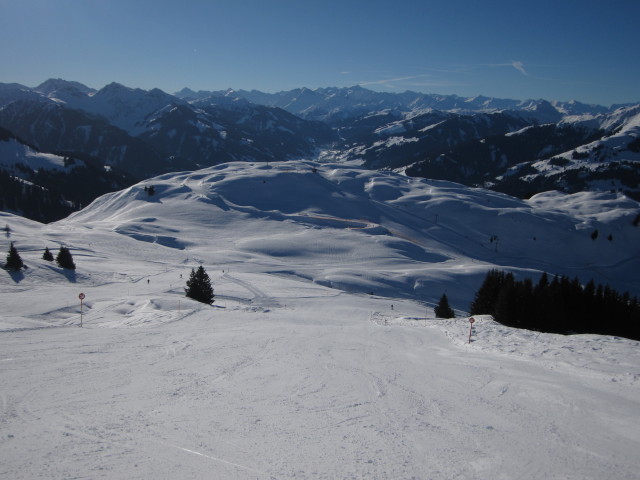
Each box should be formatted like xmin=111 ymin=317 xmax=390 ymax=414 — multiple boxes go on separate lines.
xmin=1 ymin=161 xmax=639 ymax=479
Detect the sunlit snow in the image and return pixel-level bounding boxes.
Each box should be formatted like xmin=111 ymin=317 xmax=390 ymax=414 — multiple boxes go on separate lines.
xmin=1 ymin=161 xmax=639 ymax=479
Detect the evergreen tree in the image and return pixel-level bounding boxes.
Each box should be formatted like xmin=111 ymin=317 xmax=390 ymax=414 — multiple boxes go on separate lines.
xmin=468 ymin=269 xmax=640 ymax=340
xmin=494 ymin=273 xmax=516 ymax=326
xmin=42 ymin=247 xmax=54 ymax=261
xmin=185 ymin=266 xmax=214 ymax=305
xmin=56 ymin=246 xmax=76 ymax=270
xmin=469 ymin=269 xmax=507 ymax=316
xmin=5 ymin=242 xmax=24 ymax=271
xmin=434 ymin=293 xmax=455 ymax=318
xmin=519 ymin=278 xmax=537 ymax=328
xmin=536 ymin=272 xmax=549 ymax=291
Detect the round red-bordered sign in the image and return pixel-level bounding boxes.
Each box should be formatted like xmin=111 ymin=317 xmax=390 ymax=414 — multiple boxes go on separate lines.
xmin=79 ymin=293 xmax=85 ymax=300
xmin=469 ymin=317 xmax=475 ymax=324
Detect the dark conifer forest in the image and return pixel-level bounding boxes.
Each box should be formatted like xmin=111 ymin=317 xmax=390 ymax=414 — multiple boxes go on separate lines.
xmin=470 ymin=269 xmax=640 ymax=341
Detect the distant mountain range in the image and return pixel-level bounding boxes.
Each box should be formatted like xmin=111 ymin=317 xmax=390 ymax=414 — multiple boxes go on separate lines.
xmin=0 ymin=80 xmax=334 ymax=178
xmin=1 ymin=79 xmax=639 ymax=221
xmin=174 ymin=84 xmax=624 ymax=122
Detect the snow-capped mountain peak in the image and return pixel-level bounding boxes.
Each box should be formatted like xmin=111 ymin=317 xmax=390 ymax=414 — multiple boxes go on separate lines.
xmin=35 ymin=78 xmax=95 ymax=97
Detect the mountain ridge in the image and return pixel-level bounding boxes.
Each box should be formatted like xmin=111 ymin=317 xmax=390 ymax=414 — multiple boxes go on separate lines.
xmin=174 ymin=84 xmax=615 ymax=122
xmin=1 ymin=78 xmax=639 ymax=223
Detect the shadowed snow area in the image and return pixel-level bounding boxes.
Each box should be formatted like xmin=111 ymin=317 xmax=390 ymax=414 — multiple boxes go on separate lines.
xmin=1 ymin=160 xmax=639 ymax=479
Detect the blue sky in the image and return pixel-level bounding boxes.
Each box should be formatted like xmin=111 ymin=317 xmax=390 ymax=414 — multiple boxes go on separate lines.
xmin=1 ymin=0 xmax=638 ymax=106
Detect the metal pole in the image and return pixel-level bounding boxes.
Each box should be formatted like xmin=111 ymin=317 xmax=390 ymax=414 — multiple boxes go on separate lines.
xmin=78 ymin=293 xmax=86 ymax=327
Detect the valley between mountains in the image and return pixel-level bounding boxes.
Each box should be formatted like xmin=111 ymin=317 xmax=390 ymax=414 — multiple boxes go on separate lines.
xmin=1 ymin=81 xmax=639 ymax=479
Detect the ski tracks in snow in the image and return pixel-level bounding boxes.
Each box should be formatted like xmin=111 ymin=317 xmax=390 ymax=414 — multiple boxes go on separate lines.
xmin=2 ymin=328 xmax=281 ymax=479
xmin=220 ymin=272 xmax=282 ymax=310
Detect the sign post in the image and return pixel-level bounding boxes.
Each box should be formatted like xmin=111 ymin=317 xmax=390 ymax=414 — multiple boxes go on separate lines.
xmin=468 ymin=317 xmax=475 ymax=344
xmin=79 ymin=293 xmax=85 ymax=327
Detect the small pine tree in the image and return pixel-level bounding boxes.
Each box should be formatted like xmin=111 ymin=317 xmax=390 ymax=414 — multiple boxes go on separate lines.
xmin=56 ymin=246 xmax=76 ymax=270
xmin=5 ymin=242 xmax=24 ymax=271
xmin=435 ymin=293 xmax=455 ymax=318
xmin=185 ymin=266 xmax=214 ymax=305
xmin=42 ymin=247 xmax=54 ymax=261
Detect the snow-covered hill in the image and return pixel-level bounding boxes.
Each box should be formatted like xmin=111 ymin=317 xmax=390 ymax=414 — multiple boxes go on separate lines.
xmin=62 ymin=160 xmax=640 ymax=301
xmin=1 ymin=161 xmax=639 ymax=479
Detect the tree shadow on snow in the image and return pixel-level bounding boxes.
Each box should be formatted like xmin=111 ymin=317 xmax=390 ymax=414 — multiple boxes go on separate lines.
xmin=61 ymin=268 xmax=77 ymax=283
xmin=5 ymin=269 xmax=25 ymax=283
xmin=43 ymin=264 xmax=77 ymax=282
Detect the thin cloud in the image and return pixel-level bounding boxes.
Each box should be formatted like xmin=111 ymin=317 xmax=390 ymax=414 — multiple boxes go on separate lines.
xmin=482 ymin=61 xmax=529 ymax=76
xmin=358 ymin=74 xmax=432 ymax=87
xmin=510 ymin=61 xmax=528 ymax=76
xmin=351 ymin=72 xmax=462 ymax=92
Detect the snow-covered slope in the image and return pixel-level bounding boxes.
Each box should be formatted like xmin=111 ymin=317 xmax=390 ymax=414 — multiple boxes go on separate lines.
xmin=64 ymin=160 xmax=640 ymax=301
xmin=81 ymin=83 xmax=185 ymax=134
xmin=0 ymin=126 xmax=137 ymax=222
xmin=0 ymin=128 xmax=68 ymax=171
xmin=1 ymin=161 xmax=639 ymax=479
xmin=30 ymin=80 xmax=183 ymax=135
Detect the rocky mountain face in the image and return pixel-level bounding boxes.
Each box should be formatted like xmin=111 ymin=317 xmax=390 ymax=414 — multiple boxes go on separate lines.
xmin=138 ymin=99 xmax=335 ymax=168
xmin=1 ymin=79 xmax=639 ymax=223
xmin=0 ymin=99 xmax=165 ymax=178
xmin=0 ymin=80 xmax=336 ymax=180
